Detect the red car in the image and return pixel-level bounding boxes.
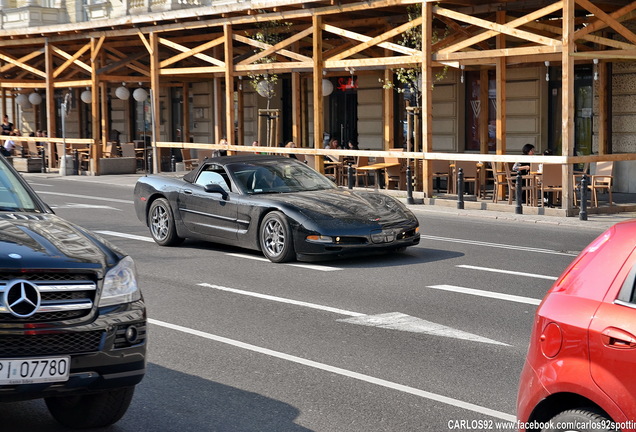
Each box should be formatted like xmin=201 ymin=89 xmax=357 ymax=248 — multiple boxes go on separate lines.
xmin=517 ymin=220 xmax=636 ymax=432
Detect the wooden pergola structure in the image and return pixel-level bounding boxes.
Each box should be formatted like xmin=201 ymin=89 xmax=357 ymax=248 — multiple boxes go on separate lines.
xmin=2 ymin=0 xmax=636 ymax=214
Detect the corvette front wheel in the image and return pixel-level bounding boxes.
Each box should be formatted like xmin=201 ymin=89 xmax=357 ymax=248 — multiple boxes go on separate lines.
xmin=260 ymin=212 xmax=295 ymax=263
xmin=148 ymin=198 xmax=183 ymax=246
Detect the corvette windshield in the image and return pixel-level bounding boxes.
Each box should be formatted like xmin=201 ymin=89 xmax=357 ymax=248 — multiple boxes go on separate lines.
xmin=228 ymin=159 xmax=337 ymax=194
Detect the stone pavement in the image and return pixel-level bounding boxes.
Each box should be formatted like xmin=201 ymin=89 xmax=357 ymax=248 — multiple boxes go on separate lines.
xmin=23 ymin=171 xmax=636 ymax=232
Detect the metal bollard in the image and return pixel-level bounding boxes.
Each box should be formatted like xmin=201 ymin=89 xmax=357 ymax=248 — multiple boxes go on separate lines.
xmin=347 ymin=165 xmax=354 ymax=190
xmin=73 ymin=150 xmax=79 ymax=175
xmin=579 ymin=174 xmax=588 ymax=221
xmin=406 ymin=164 xmax=414 ymax=204
xmin=171 ymin=154 xmax=176 ymax=172
xmin=456 ymin=167 xmax=464 ymax=209
xmin=515 ymin=172 xmax=523 ymax=214
xmin=147 ymin=153 xmax=152 ymax=174
xmin=40 ymin=147 xmax=46 ymax=173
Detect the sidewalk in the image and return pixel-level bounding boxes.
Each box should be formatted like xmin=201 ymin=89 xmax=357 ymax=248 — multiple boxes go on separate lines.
xmin=23 ymin=171 xmax=636 ymax=231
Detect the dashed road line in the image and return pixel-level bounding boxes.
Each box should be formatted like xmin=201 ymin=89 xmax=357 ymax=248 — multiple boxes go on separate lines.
xmin=427 ymin=284 xmax=542 ymax=306
xmin=149 ymin=318 xmax=516 ymax=422
xmin=457 ymin=265 xmax=558 ymax=280
xmin=421 ymin=234 xmax=577 ymax=256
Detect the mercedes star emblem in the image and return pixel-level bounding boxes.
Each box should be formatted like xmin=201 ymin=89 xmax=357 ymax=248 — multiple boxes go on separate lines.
xmin=4 ymin=280 xmax=41 ymax=318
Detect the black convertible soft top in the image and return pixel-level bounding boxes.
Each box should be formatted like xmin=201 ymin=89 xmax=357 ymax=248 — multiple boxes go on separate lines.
xmin=182 ymin=154 xmax=296 ymax=184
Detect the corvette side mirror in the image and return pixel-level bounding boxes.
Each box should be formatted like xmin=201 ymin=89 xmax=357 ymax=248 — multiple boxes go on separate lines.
xmin=204 ymin=183 xmax=229 ymax=200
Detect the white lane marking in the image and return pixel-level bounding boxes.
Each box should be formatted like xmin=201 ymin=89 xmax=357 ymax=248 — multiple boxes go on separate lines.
xmin=421 ymin=234 xmax=577 ymax=256
xmin=338 ymin=312 xmax=508 ymax=346
xmin=428 ymin=285 xmax=541 ymax=306
xmin=198 ymin=283 xmax=364 ymax=317
xmin=95 ymin=230 xmax=155 ymax=242
xmin=198 ymin=283 xmax=507 ymax=345
xmin=27 ymin=182 xmax=53 ymax=187
xmin=149 ymin=318 xmax=515 ymax=422
xmin=52 ymin=203 xmax=122 ymax=211
xmin=457 ymin=265 xmax=558 ymax=281
xmin=36 ymin=191 xmax=133 ymax=204
xmin=226 ymin=253 xmax=342 ymax=272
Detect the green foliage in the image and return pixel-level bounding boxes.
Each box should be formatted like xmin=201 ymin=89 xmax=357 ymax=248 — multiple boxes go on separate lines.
xmin=247 ymin=20 xmax=292 ymax=100
xmin=381 ymin=4 xmax=449 ymax=106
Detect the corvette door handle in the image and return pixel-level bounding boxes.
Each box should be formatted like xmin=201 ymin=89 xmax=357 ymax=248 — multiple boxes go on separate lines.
xmin=183 ymin=189 xmax=193 ymax=195
xmin=601 ymin=327 xmax=636 ymax=349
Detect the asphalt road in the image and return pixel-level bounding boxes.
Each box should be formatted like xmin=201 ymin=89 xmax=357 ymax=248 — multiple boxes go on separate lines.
xmin=0 ymin=174 xmax=608 ymax=432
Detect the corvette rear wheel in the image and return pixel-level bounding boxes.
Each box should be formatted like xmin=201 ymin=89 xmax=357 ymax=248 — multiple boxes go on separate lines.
xmin=260 ymin=212 xmax=295 ymax=263
xmin=149 ymin=198 xmax=183 ymax=246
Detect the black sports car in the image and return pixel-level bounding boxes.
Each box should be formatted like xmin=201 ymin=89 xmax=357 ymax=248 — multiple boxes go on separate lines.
xmin=133 ymin=155 xmax=420 ymax=262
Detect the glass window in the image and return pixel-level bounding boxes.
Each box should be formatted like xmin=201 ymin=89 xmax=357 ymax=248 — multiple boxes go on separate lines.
xmin=0 ymin=159 xmax=39 ymax=212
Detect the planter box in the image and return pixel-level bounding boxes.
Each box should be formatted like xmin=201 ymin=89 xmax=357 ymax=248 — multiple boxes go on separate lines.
xmin=12 ymin=157 xmax=42 ymax=173
xmin=98 ymin=157 xmax=137 ymax=175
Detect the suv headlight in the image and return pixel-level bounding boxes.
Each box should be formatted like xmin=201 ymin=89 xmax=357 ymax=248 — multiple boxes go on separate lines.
xmin=99 ymin=256 xmax=141 ymax=306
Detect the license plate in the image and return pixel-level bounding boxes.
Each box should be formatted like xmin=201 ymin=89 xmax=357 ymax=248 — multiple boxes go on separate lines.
xmin=0 ymin=357 xmax=70 ymax=385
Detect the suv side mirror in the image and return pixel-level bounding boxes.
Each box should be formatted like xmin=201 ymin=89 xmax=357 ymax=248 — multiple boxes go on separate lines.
xmin=204 ymin=183 xmax=229 ymax=200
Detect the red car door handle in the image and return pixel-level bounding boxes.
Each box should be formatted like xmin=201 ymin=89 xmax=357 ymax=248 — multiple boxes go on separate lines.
xmin=601 ymin=327 xmax=636 ymax=349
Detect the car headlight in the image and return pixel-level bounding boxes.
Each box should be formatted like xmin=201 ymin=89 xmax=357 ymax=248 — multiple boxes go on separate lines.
xmin=99 ymin=256 xmax=141 ymax=306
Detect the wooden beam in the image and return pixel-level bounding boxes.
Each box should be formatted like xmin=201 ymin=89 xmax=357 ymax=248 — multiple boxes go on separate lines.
xmin=90 ymin=36 xmax=105 ymax=63
xmin=0 ymin=51 xmax=46 ymax=78
xmin=435 ymin=45 xmax=561 ymax=62
xmin=422 ymin=1 xmax=434 ymax=199
xmin=45 ymin=40 xmax=56 ymax=168
xmin=313 ymin=14 xmax=324 ymax=173
xmin=224 ymin=23 xmax=235 ymax=146
xmin=0 ymin=49 xmax=43 ymax=73
xmin=159 ymin=36 xmax=225 ymax=68
xmin=91 ymin=37 xmax=101 ymax=175
xmin=233 ymin=34 xmax=312 ymax=63
xmin=150 ymin=32 xmax=160 ymax=173
xmin=238 ymin=26 xmax=313 ymax=66
xmin=434 ymin=5 xmax=561 ymax=49
xmin=52 ymin=45 xmax=91 ymax=74
xmin=322 ymin=23 xmax=418 ymax=57
xmin=53 ymin=43 xmax=91 ymax=78
xmin=331 ymin=17 xmax=422 ymax=61
xmin=496 ymin=10 xmax=506 ymax=158
xmin=576 ymin=0 xmax=636 ymax=46
xmin=561 ymin=0 xmax=575 ymax=212
xmin=573 ymin=1 xmax=636 ymax=39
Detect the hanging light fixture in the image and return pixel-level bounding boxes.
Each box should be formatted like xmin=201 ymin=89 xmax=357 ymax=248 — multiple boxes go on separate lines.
xmin=322 ymin=78 xmax=333 ymax=96
xmin=460 ymin=65 xmax=465 ymax=84
xmin=15 ymin=93 xmax=29 ymax=107
xmin=29 ymin=91 xmax=42 ymax=105
xmin=545 ymin=61 xmax=550 ymax=82
xmin=255 ymin=80 xmax=273 ymax=98
xmin=133 ymin=87 xmax=148 ymax=102
xmin=80 ymin=88 xmax=92 ymax=104
xmin=115 ymin=83 xmax=130 ymax=100
xmin=593 ymin=58 xmax=599 ymax=81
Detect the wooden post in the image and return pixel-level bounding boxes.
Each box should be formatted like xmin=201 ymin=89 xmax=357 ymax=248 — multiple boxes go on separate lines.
xmin=45 ymin=40 xmax=56 ymax=170
xmin=598 ymin=60 xmax=608 ymax=155
xmin=224 ymin=23 xmax=235 ymax=146
xmin=90 ymin=37 xmax=101 ymax=175
xmin=495 ymin=11 xmax=507 ymax=201
xmin=312 ymin=14 xmax=324 ymax=173
xmin=421 ymin=0 xmax=434 ymax=198
xmin=150 ymin=32 xmax=161 ymax=173
xmin=183 ymin=83 xmax=190 ymax=145
xmin=561 ymin=0 xmax=575 ymax=213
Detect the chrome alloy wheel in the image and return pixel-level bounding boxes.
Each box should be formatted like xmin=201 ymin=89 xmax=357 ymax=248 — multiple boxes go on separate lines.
xmin=262 ymin=218 xmax=286 ymax=257
xmin=150 ymin=204 xmax=169 ymax=241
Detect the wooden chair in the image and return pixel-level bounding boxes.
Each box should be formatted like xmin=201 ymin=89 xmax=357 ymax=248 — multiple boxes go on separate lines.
xmin=453 ymin=161 xmax=480 ymax=196
xmin=485 ymin=162 xmax=509 ymax=203
xmin=120 ymin=142 xmax=136 ymax=158
xmin=102 ymin=141 xmax=116 ymax=158
xmin=591 ymin=161 xmax=614 ymax=207
xmin=353 ymin=156 xmax=370 ymax=187
xmin=197 ymin=149 xmax=214 ymax=164
xmin=538 ymin=164 xmax=562 ymax=207
xmin=504 ymin=162 xmax=537 ymax=206
xmin=384 ymin=156 xmax=405 ymax=190
xmin=180 ymin=149 xmax=199 ymax=170
xmin=430 ymin=160 xmax=450 ymax=193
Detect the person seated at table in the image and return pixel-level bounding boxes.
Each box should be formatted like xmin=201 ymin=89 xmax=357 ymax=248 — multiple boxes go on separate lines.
xmin=512 ymin=143 xmax=535 ymax=175
xmin=285 ymin=141 xmax=298 ymax=159
xmin=1 ymin=130 xmax=20 ymax=157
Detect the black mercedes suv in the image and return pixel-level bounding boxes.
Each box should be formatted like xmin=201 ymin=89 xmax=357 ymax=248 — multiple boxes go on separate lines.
xmin=0 ymin=154 xmax=146 ymax=428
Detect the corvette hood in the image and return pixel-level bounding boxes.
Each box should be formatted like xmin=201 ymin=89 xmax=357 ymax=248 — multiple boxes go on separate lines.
xmin=262 ymin=189 xmax=415 ymax=224
xmin=0 ymin=212 xmax=121 ymax=272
